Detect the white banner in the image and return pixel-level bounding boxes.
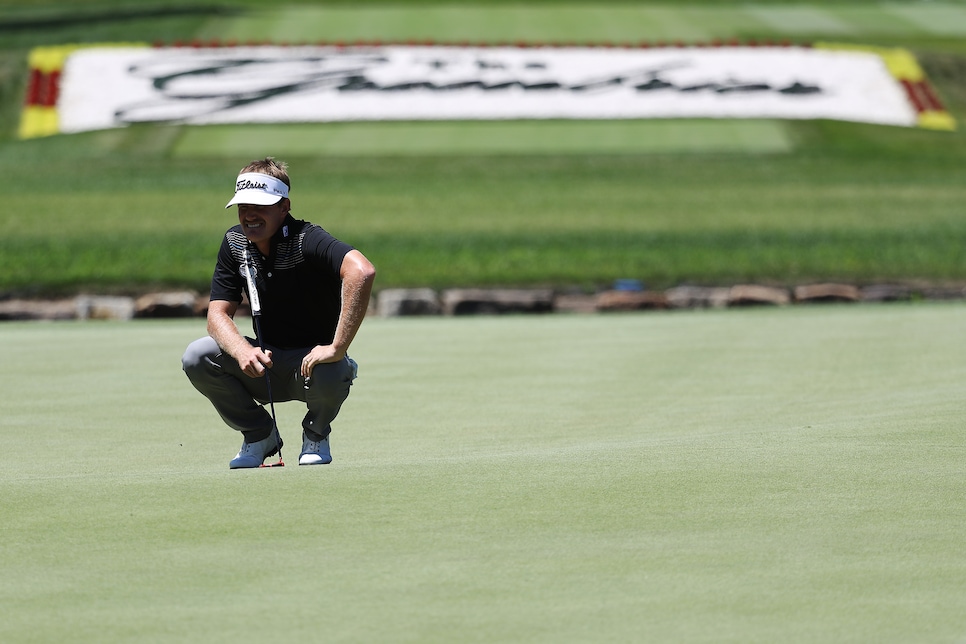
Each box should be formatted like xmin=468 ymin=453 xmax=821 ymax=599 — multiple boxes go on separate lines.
xmin=57 ymin=44 xmax=918 ymax=132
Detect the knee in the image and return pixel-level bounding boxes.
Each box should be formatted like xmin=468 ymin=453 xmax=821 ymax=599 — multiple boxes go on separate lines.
xmin=182 ymin=337 xmax=217 ymax=378
xmin=306 ymin=362 xmax=354 ymax=401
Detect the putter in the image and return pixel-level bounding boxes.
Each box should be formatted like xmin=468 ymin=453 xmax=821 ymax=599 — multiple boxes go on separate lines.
xmin=243 ymin=248 xmax=285 ymax=468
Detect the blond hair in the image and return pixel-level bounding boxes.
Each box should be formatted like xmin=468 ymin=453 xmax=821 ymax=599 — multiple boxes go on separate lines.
xmin=240 ymin=157 xmax=291 ymax=189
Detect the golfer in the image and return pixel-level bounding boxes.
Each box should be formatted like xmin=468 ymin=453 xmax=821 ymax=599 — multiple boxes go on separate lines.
xmin=182 ymin=157 xmax=376 ymax=468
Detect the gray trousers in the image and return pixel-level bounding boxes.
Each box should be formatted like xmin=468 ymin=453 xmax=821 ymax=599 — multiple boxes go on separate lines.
xmin=182 ymin=336 xmax=357 ymax=443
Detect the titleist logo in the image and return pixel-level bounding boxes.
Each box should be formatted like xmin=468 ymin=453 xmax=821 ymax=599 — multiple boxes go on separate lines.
xmin=236 ymin=179 xmax=269 ymax=192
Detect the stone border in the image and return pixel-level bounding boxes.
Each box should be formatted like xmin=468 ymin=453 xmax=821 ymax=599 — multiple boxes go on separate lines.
xmin=379 ymin=283 xmax=966 ymax=316
xmin=0 ymin=291 xmax=205 ymax=321
xmin=4 ymin=283 xmax=962 ymax=321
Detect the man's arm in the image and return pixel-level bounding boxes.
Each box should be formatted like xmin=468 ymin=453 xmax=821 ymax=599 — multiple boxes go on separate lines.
xmin=300 ymin=249 xmax=376 ymax=377
xmin=207 ymin=299 xmax=273 ymax=378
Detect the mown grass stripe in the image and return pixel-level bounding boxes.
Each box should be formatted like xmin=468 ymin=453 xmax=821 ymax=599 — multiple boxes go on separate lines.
xmin=197 ymin=4 xmax=966 ymax=44
xmin=172 ymin=119 xmax=793 ymax=157
xmin=633 ymin=7 xmax=714 ymax=41
xmin=884 ymin=4 xmax=966 ymax=37
xmin=747 ymin=6 xmax=853 ymax=35
xmin=825 ymin=7 xmax=926 ymax=37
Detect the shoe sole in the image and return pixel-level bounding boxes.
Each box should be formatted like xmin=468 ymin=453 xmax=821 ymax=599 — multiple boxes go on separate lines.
xmin=298 ymin=456 xmax=332 ymax=466
xmin=229 ymin=436 xmax=283 ymax=469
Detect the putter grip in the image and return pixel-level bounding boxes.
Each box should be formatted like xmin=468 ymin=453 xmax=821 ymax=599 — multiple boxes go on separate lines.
xmin=243 ymin=250 xmax=262 ymax=315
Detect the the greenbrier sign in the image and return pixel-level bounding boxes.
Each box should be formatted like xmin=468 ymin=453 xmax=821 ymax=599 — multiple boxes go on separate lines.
xmin=20 ymin=42 xmax=954 ymax=138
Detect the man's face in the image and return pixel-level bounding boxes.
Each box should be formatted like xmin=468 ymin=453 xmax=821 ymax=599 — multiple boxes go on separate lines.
xmin=236 ymin=199 xmax=289 ymax=245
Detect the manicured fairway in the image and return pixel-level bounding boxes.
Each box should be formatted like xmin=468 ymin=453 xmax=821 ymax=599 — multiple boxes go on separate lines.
xmin=4 ymin=1 xmax=966 ymax=294
xmin=2 ymin=304 xmax=964 ymax=642
xmin=196 ymin=3 xmax=966 ymax=43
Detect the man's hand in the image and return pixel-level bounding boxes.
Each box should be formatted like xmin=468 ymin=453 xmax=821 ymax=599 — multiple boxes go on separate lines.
xmin=238 ymin=345 xmax=273 ymax=378
xmin=301 ymin=250 xmax=375 ymax=379
xmin=208 ymin=299 xmax=274 ymax=379
xmin=301 ymin=344 xmax=344 ymax=378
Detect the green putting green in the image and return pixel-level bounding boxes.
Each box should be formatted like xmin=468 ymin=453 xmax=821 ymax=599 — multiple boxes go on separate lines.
xmin=2 ymin=304 xmax=965 ymax=641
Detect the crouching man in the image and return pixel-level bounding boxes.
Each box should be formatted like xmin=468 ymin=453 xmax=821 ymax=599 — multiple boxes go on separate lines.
xmin=182 ymin=157 xmax=375 ymax=468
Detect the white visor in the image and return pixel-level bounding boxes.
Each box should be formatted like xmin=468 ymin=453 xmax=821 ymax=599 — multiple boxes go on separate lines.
xmin=225 ymin=172 xmax=289 ymax=208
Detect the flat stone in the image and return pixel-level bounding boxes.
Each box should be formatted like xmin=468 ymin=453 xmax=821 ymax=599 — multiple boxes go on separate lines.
xmin=76 ymin=295 xmax=136 ymax=320
xmin=921 ymin=285 xmax=966 ymax=300
xmin=0 ymin=298 xmax=78 ymax=321
xmin=377 ymin=288 xmax=441 ymax=317
xmin=553 ymin=292 xmax=598 ymax=314
xmin=793 ymin=283 xmax=860 ymax=303
xmin=134 ymin=291 xmax=200 ymax=318
xmin=860 ymin=284 xmax=916 ymax=302
xmin=596 ymin=290 xmax=668 ymax=312
xmin=665 ymin=285 xmax=731 ymax=309
xmin=440 ymin=288 xmax=554 ymax=315
xmin=728 ymin=285 xmax=791 ymax=306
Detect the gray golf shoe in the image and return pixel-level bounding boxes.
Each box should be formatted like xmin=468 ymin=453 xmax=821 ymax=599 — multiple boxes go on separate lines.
xmin=229 ymin=428 xmax=283 ymax=469
xmin=299 ymin=433 xmax=332 ymax=465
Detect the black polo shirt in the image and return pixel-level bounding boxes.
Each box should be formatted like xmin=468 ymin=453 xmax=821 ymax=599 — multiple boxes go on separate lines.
xmin=210 ymin=215 xmax=354 ymax=349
